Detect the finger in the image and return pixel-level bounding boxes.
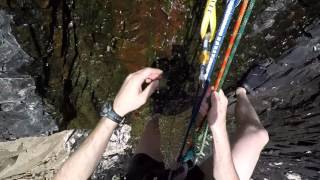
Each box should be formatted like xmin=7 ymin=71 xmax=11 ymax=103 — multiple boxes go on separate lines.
xmin=218 ymin=89 xmax=228 ymax=98
xmin=201 ymin=88 xmax=211 ymax=105
xmin=200 ymin=87 xmax=211 ymax=112
xmin=200 ymin=98 xmax=209 ymax=109
xmin=211 ymin=91 xmax=218 ymax=109
xmin=144 ymin=67 xmax=162 ymax=72
xmin=134 ymin=68 xmax=162 ymax=85
xmin=218 ymin=90 xmax=228 ymax=103
xmin=199 ymin=103 xmax=209 ymax=116
xmin=140 ymin=68 xmax=163 ymax=78
xmin=205 ymin=87 xmax=211 ymax=97
xmin=140 ymin=80 xmax=160 ymax=100
xmin=148 ymin=73 xmax=163 ymax=81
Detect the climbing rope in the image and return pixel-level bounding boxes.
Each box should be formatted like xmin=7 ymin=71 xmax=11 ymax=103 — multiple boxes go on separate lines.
xmin=196 ymin=0 xmax=256 ymax=161
xmin=215 ymin=0 xmax=256 ymax=90
xmin=201 ymin=0 xmax=242 ymax=83
xmin=177 ymin=0 xmax=241 ymax=164
xmin=177 ymin=0 xmax=256 ymax=166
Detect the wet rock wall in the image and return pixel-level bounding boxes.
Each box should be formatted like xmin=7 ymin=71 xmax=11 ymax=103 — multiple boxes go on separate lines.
xmin=0 ymin=10 xmax=57 ymax=141
xmin=0 ymin=0 xmax=194 ymax=130
xmin=247 ymin=21 xmax=320 ymax=179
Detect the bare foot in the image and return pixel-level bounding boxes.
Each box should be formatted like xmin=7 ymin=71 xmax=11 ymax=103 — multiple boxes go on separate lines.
xmin=236 ymin=87 xmax=246 ymax=96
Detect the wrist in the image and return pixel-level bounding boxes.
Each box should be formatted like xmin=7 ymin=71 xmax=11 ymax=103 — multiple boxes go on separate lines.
xmin=100 ymin=102 xmax=126 ymax=124
xmin=112 ymin=103 xmax=127 ymax=117
xmin=210 ymin=123 xmax=227 ymax=135
xmin=100 ymin=117 xmax=118 ymax=130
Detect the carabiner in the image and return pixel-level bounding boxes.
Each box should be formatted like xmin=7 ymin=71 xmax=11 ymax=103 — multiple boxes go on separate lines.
xmin=200 ymin=0 xmax=218 ymax=42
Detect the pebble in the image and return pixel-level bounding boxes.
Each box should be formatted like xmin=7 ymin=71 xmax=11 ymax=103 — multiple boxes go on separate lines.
xmin=313 ymin=43 xmax=320 ymax=52
xmin=286 ymin=172 xmax=302 ymax=180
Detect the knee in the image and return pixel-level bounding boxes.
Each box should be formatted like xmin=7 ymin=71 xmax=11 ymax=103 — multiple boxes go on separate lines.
xmin=243 ymin=125 xmax=269 ymax=147
xmin=254 ymin=128 xmax=269 ymax=147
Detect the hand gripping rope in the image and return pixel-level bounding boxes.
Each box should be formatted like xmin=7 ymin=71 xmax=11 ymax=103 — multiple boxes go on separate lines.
xmin=196 ymin=0 xmax=256 ymax=162
xmin=177 ymin=0 xmax=241 ymax=164
xmin=177 ymin=0 xmax=255 ymax=166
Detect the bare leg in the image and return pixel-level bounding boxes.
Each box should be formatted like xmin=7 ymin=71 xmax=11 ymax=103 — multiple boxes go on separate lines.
xmin=200 ymin=87 xmax=269 ymax=180
xmin=231 ymin=87 xmax=269 ymax=180
xmin=135 ymin=116 xmax=164 ymax=162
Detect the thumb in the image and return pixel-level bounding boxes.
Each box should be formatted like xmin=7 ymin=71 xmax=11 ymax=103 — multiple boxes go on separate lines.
xmin=200 ymin=88 xmax=211 ymax=116
xmin=140 ymin=80 xmax=159 ymax=100
xmin=211 ymin=91 xmax=218 ymax=110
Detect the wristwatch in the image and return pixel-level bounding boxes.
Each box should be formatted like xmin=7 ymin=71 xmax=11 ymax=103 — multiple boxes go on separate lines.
xmin=100 ymin=102 xmax=125 ymax=124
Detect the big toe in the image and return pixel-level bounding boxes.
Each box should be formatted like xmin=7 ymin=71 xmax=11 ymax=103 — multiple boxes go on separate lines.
xmin=236 ymin=87 xmax=247 ymax=96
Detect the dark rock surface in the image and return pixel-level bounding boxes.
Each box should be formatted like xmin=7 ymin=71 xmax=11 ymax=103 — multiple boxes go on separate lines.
xmin=243 ymin=20 xmax=320 ymax=179
xmin=0 ymin=11 xmax=58 ymax=141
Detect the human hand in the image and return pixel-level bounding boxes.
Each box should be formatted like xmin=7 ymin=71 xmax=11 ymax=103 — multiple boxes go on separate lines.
xmin=199 ymin=88 xmax=211 ymax=117
xmin=113 ymin=68 xmax=163 ymax=117
xmin=200 ymin=89 xmax=228 ymax=130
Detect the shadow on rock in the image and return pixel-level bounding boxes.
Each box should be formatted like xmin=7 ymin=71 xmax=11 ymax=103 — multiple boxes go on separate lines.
xmin=151 ymin=45 xmax=195 ymax=116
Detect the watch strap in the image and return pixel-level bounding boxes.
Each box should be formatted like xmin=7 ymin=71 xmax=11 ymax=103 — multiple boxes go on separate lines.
xmin=100 ymin=103 xmax=125 ymax=124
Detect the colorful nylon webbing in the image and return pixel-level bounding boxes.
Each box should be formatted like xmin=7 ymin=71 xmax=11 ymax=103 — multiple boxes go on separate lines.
xmin=197 ymin=0 xmax=255 ymax=160
xmin=178 ymin=0 xmax=241 ymax=163
xmin=215 ymin=0 xmax=256 ymax=90
xmin=177 ymin=0 xmax=255 ymax=165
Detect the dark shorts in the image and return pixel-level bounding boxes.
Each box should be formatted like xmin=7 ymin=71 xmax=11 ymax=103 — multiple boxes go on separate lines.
xmin=125 ymin=153 xmax=204 ymax=180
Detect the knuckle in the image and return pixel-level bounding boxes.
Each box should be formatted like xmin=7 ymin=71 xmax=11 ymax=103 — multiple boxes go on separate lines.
xmin=126 ymin=73 xmax=133 ymax=79
xmin=140 ymin=97 xmax=147 ymax=104
xmin=142 ymin=67 xmax=151 ymax=73
xmin=224 ymin=101 xmax=228 ymax=106
xmin=224 ymin=98 xmax=228 ymax=103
